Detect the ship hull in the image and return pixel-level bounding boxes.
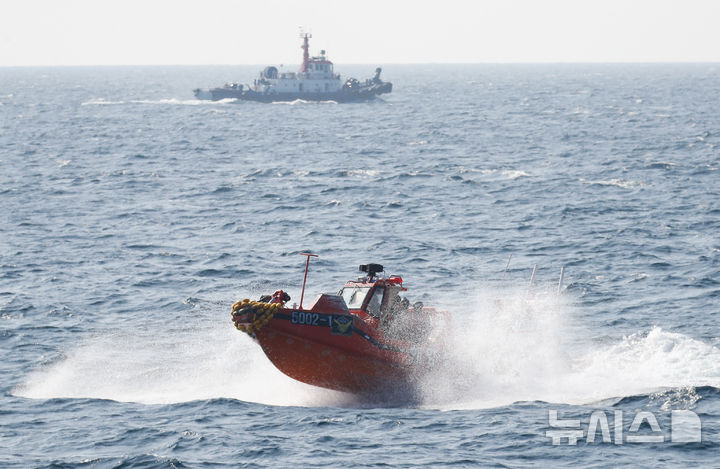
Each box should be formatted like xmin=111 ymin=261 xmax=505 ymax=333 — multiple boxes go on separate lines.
xmin=233 ymin=299 xmax=419 ymax=395
xmin=194 ymin=84 xmax=392 ymax=103
xmin=254 ymin=314 xmax=413 ymax=394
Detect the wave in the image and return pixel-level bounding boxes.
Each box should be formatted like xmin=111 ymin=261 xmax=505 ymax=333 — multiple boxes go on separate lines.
xmin=580 ymin=178 xmax=642 ymax=189
xmin=341 ymin=169 xmax=381 ymax=178
xmin=457 ymin=167 xmax=530 ymax=180
xmin=501 ymin=169 xmax=530 ymax=179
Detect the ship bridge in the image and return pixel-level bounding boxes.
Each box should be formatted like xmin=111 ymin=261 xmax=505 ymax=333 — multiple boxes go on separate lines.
xmin=302 ymin=50 xmax=338 ymax=80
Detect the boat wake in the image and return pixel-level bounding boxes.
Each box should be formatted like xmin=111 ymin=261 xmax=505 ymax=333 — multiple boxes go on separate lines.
xmin=81 ymin=98 xmax=126 ymax=106
xmin=418 ymin=285 xmax=720 ymax=410
xmin=80 ymin=98 xmax=237 ymax=106
xmin=14 ymin=285 xmax=720 ymax=410
xmin=271 ymin=99 xmax=338 ymax=105
xmin=14 ymin=310 xmax=355 ymax=407
xmin=132 ymin=98 xmax=238 ymax=105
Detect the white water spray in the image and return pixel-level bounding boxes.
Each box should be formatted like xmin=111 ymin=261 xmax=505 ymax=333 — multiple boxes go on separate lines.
xmin=420 ymin=284 xmax=720 ymax=410
xmin=15 ymin=313 xmax=354 ymax=407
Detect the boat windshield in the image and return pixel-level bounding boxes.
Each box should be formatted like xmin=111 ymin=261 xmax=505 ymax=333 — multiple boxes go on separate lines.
xmin=366 ymin=287 xmax=385 ymax=317
xmin=339 ymin=286 xmax=370 ymax=310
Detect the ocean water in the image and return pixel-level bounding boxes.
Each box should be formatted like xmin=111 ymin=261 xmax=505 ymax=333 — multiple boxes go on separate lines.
xmin=1 ymin=63 xmax=720 ymax=467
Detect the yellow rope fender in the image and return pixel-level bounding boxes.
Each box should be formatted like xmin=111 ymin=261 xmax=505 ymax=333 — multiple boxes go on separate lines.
xmin=231 ymin=299 xmax=282 ymax=335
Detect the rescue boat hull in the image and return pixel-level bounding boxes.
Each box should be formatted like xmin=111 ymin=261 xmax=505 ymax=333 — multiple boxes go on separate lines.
xmin=255 ymin=322 xmax=412 ymax=394
xmin=242 ymin=306 xmax=415 ymax=393
xmin=232 ymin=296 xmax=420 ymax=394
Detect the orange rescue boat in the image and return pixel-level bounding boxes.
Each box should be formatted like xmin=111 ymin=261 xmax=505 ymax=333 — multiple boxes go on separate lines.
xmin=231 ymin=255 xmax=447 ymax=395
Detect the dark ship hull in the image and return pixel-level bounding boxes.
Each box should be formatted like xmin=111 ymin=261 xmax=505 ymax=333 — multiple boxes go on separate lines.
xmin=194 ymin=81 xmax=392 ymax=103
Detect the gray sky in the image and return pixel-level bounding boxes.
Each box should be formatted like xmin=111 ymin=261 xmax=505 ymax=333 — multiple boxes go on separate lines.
xmin=2 ymin=0 xmax=719 ymax=66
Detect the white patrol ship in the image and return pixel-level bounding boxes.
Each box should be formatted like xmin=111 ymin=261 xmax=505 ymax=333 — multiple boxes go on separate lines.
xmin=194 ymin=33 xmax=392 ymax=103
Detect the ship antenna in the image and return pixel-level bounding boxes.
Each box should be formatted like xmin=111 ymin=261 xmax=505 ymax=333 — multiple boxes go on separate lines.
xmin=299 ymin=252 xmax=318 ymax=310
xmin=299 ymin=30 xmax=312 ymax=73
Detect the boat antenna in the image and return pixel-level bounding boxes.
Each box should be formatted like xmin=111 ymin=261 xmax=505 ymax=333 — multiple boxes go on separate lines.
xmin=557 ymin=265 xmax=565 ymax=295
xmin=299 ymin=252 xmax=318 ymax=310
xmin=299 ymin=30 xmax=312 ymax=73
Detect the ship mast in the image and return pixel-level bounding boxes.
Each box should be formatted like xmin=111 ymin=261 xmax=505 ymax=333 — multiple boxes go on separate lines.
xmin=300 ymin=32 xmax=312 ymax=72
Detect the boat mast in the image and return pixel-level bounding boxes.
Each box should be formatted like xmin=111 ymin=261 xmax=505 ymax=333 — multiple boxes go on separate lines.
xmin=300 ymin=32 xmax=312 ymax=72
xmin=298 ymin=252 xmax=318 ymax=310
